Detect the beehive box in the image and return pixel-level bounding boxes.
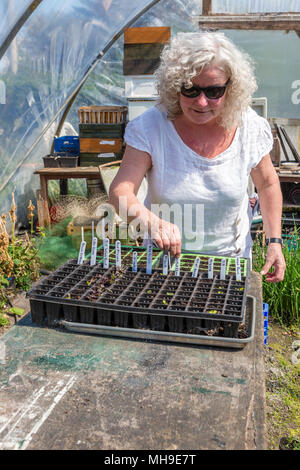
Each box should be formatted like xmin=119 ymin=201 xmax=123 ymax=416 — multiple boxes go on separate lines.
xmin=78 ymin=106 xmax=128 ymax=124
xmin=123 ymin=27 xmax=170 ymax=76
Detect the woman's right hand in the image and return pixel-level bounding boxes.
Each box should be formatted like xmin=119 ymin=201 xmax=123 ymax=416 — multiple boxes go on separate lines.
xmin=148 ymin=214 xmax=182 ymax=258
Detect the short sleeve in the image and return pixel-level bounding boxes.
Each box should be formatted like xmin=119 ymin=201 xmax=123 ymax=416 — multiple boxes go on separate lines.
xmin=124 ymin=113 xmax=152 ymax=154
xmin=251 ymin=114 xmax=274 ymax=169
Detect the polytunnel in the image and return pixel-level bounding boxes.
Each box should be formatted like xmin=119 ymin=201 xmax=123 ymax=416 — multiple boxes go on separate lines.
xmin=1 ymin=0 xmax=300 ymax=225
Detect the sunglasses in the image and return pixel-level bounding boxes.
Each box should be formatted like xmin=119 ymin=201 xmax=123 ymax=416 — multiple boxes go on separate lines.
xmin=180 ymin=79 xmax=230 ymax=100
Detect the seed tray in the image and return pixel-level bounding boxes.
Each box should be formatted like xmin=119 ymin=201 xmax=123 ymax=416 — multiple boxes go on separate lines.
xmin=60 ymin=295 xmax=255 ymax=349
xmin=27 ymin=257 xmax=249 ymax=337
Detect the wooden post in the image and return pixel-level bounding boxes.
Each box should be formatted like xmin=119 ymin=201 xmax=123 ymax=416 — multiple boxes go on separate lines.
xmin=202 ymin=0 xmax=212 ymax=16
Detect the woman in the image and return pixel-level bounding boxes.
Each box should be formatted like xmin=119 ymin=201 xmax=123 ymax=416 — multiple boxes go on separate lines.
xmin=109 ymin=31 xmax=286 ymax=282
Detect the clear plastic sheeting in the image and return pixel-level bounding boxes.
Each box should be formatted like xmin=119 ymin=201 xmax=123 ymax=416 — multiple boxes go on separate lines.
xmin=0 ymin=0 xmax=300 ymax=226
xmin=0 ymin=0 xmax=159 ymax=223
xmin=0 ymin=0 xmax=35 ymax=49
xmin=212 ymin=0 xmax=300 ymax=13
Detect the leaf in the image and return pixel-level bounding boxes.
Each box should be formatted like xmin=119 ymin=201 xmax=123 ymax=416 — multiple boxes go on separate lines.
xmin=9 ymin=307 xmax=25 ymax=316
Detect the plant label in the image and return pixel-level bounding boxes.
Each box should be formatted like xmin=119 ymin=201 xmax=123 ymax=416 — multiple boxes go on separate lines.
xmin=132 ymin=251 xmax=138 ymax=272
xmin=175 ymin=257 xmax=180 ymax=276
xmin=77 ymin=241 xmax=86 ymax=265
xmin=235 ymin=257 xmax=241 ymax=281
xmin=90 ymin=237 xmax=97 ymax=266
xmin=163 ymin=254 xmax=168 ymax=275
xmin=115 ymin=240 xmax=121 ymax=268
xmin=220 ymin=259 xmax=226 ymax=280
xmin=146 ymin=242 xmax=153 ymax=275
xmin=103 ymin=238 xmax=110 ymax=269
xmin=192 ymin=257 xmax=200 ymax=278
xmin=208 ymin=258 xmax=214 ymax=279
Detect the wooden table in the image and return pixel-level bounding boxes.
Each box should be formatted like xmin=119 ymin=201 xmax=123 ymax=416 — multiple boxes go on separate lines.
xmin=34 ymin=167 xmax=101 ymax=227
xmin=0 ymin=272 xmax=267 ymax=450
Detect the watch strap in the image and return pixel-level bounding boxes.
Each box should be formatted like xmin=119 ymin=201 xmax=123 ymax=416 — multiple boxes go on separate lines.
xmin=266 ymin=237 xmax=282 ymax=245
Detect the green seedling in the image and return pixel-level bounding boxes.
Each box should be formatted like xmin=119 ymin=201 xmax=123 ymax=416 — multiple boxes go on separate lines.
xmin=8 ymin=307 xmax=24 ymax=316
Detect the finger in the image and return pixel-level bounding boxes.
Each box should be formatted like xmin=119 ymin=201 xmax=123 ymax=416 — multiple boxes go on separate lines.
xmin=260 ymin=259 xmax=273 ymax=276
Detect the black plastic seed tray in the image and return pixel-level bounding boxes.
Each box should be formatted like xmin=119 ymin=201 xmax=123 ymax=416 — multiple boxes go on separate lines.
xmin=27 ymin=258 xmax=249 ymax=338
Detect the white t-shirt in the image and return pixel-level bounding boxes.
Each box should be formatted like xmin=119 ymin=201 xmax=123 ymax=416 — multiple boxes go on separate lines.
xmin=124 ymin=105 xmax=273 ymax=257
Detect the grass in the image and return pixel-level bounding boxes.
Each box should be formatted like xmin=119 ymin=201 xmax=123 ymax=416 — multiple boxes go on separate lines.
xmin=252 ymin=227 xmax=300 ymax=327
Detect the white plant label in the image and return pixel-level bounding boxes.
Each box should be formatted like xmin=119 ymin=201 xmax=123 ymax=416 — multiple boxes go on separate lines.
xmin=235 ymin=257 xmax=241 ymax=281
xmin=103 ymin=238 xmax=110 ymax=269
xmin=77 ymin=241 xmax=86 ymax=265
xmin=90 ymin=237 xmax=98 ymax=266
xmin=163 ymin=254 xmax=169 ymax=275
xmin=220 ymin=259 xmax=226 ymax=280
xmin=132 ymin=251 xmax=138 ymax=272
xmin=192 ymin=257 xmax=200 ymax=278
xmin=146 ymin=242 xmax=153 ymax=275
xmin=115 ymin=240 xmax=121 ymax=268
xmin=175 ymin=257 xmax=181 ymax=277
xmin=208 ymin=258 xmax=214 ymax=279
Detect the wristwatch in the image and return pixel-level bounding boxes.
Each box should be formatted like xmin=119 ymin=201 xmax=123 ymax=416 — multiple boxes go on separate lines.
xmin=265 ymin=238 xmax=282 ymax=245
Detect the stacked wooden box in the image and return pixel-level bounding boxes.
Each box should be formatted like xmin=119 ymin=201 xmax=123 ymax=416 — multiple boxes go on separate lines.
xmin=78 ymin=105 xmax=128 ymax=167
xmin=123 ymin=27 xmax=170 ymax=121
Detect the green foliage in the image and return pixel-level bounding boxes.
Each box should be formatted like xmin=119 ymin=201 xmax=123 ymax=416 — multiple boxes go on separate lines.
xmin=252 ymin=228 xmax=300 ymax=327
xmin=36 ymin=216 xmax=79 ymax=270
xmin=7 ymin=236 xmax=40 ymax=291
xmin=0 ymin=275 xmax=10 ymax=327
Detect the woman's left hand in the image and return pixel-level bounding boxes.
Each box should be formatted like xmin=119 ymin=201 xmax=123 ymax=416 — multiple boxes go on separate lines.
xmin=260 ymin=243 xmax=286 ymax=283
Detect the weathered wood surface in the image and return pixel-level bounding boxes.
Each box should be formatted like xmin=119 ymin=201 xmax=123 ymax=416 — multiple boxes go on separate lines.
xmin=0 ymin=272 xmax=266 ymax=450
xmin=79 ymin=138 xmax=123 ymax=154
xmin=124 ymin=26 xmax=170 ymax=44
xmin=198 ymin=13 xmax=300 ymax=30
xmin=34 ymin=166 xmax=101 ymax=179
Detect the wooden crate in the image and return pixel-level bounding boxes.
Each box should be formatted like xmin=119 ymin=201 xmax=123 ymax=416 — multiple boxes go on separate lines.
xmin=78 ymin=106 xmax=128 ymax=124
xmin=79 ymin=123 xmax=126 ymax=139
xmin=79 ymin=137 xmax=123 ymax=154
xmin=124 ymin=27 xmax=170 ymax=44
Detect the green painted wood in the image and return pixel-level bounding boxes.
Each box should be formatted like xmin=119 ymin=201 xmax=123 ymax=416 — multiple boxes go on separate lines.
xmin=123 ymin=58 xmax=160 ymax=76
xmin=124 ymin=43 xmax=164 ymax=60
xmin=79 ymin=123 xmax=126 ymax=139
xmin=79 ymin=153 xmax=121 ymax=167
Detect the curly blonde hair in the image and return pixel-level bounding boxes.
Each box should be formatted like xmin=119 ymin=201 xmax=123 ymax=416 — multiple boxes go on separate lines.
xmin=154 ymin=31 xmax=257 ymax=129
